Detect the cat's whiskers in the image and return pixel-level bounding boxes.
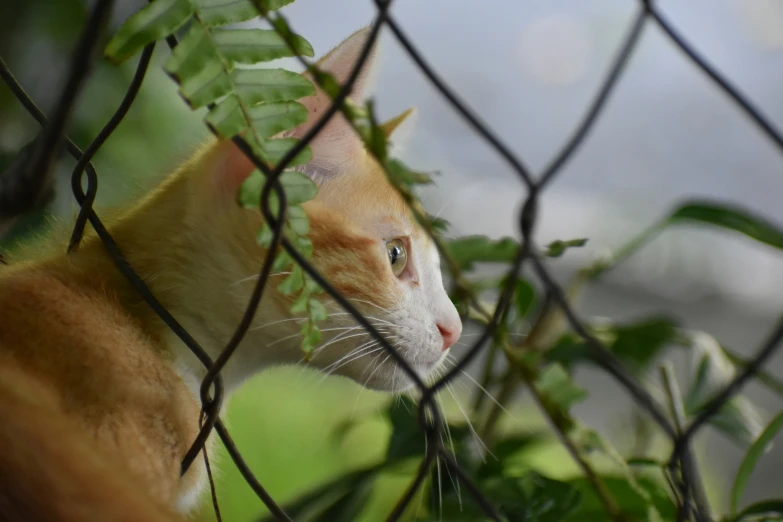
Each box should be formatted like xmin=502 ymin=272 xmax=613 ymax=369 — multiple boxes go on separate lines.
xmin=302 ymin=331 xmax=377 ymax=364
xmin=267 ymin=325 xmax=374 ymax=349
xmin=263 ymin=327 xmax=352 ymax=349
xmin=324 ymin=300 xmax=400 ymax=326
xmin=342 ymin=298 xmax=400 ymax=318
xmin=292 ymin=330 xmax=372 ymax=368
xmin=350 ymin=349 xmax=396 ymax=417
xmin=298 ymin=326 xmax=392 ymax=369
xmin=318 ymin=341 xmax=376 ymax=377
xmin=349 ymin=349 xmax=388 ymax=418
xmin=443 ymin=380 xmax=494 ymax=463
xmin=441 ymin=356 xmax=515 ymax=423
xmin=433 ymin=199 xmax=451 ymax=220
xmin=435 ymin=452 xmax=443 ymax=522
xmin=248 ymin=316 xmax=308 ymax=332
xmin=229 ymin=271 xmax=291 ymax=287
xmin=361 ymin=352 xmax=392 ymax=391
xmin=247 ymin=313 xmax=381 ymax=334
xmin=432 ymin=379 xmax=461 ymax=515
xmin=318 ymin=339 xmax=394 ymax=382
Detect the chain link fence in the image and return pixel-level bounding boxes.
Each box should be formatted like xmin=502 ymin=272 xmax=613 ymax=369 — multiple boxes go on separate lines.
xmin=2 ymin=1 xmax=783 ymax=521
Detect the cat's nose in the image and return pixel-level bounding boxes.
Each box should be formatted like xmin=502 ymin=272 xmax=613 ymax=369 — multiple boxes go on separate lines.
xmin=437 ymin=320 xmax=461 ymax=351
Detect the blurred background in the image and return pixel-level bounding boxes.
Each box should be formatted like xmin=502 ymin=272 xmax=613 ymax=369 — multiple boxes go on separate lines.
xmin=2 ymin=0 xmax=783 ymax=520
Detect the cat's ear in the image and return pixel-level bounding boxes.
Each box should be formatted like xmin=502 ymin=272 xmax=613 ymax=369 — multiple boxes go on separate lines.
xmin=381 ymin=107 xmax=417 ymax=157
xmin=289 ymin=27 xmax=381 ymax=182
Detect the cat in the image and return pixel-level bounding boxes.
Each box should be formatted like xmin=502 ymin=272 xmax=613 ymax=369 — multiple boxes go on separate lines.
xmin=0 ymin=27 xmax=461 ymax=521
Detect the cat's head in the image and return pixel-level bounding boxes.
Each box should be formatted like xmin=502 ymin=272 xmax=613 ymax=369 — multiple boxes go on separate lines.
xmin=201 ymin=28 xmax=461 ymax=392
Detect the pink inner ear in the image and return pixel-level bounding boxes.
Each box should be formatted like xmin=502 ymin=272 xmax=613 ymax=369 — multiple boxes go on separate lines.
xmin=210 ymin=139 xmax=256 ymax=196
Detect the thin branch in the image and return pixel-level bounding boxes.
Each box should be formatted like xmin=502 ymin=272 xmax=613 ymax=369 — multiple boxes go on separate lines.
xmin=660 ymin=363 xmax=712 ymax=522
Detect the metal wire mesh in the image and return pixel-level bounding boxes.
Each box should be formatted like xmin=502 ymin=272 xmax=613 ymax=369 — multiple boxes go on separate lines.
xmin=3 ymin=1 xmax=783 ymax=521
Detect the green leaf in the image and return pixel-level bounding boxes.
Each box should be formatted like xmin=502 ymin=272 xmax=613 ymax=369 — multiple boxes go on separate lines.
xmin=280 ymin=170 xmax=317 ymax=205
xmin=669 ymin=202 xmax=783 ymax=250
xmin=311 ymin=69 xmax=341 ymax=98
xmin=262 ymin=138 xmax=312 ymax=168
xmin=445 ymin=235 xmax=520 ymax=271
xmin=590 ymin=200 xmax=783 ymax=280
xmin=733 ymin=499 xmax=783 ymax=521
xmin=429 ymin=216 xmax=450 ymax=234
xmin=105 ymin=0 xmax=193 ymax=63
xmin=256 ymin=223 xmax=274 ymax=248
xmin=238 ymin=170 xmax=279 ymax=213
xmin=515 ymin=279 xmax=536 ymax=319
xmin=194 ymin=0 xmax=258 ymax=27
xmin=287 ymin=205 xmax=309 ymax=235
xmin=535 ymin=363 xmax=587 ymax=412
xmin=309 ymin=299 xmax=328 ymax=322
xmin=180 ymin=60 xmax=231 ymax=108
xmin=272 ymin=250 xmax=292 ymax=272
xmin=611 ymin=317 xmax=677 ymax=372
xmin=703 ymin=397 xmax=765 ymax=448
xmin=685 ymin=337 xmax=766 ymax=448
xmin=300 ymin=320 xmax=321 ymax=355
xmin=254 ymin=0 xmax=296 ymax=12
xmin=206 ymin=95 xmax=248 ymax=137
xmin=233 ymin=68 xmax=316 ymax=104
xmin=545 ymin=238 xmax=588 ymax=258
xmin=485 ymin=472 xmax=583 ymax=522
xmin=426 ymin=470 xmax=582 ymax=522
xmin=163 ymin=24 xmax=214 ymax=81
xmin=385 ymin=159 xmax=432 ymax=187
xmin=248 ymin=101 xmax=308 ymax=138
xmin=290 ymin=291 xmax=309 ymax=314
xmin=364 ymin=101 xmax=388 ymax=163
xmin=278 ymin=265 xmax=304 ymax=295
xmin=293 ymin=235 xmax=313 ymax=258
xmin=213 ymin=29 xmax=314 ymax=65
xmin=731 ymin=409 xmax=783 ymax=514
xmin=207 ymin=99 xmax=308 ymax=139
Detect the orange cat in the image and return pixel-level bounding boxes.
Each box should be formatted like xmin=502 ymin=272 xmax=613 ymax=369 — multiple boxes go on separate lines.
xmin=0 ymin=28 xmax=461 ymax=520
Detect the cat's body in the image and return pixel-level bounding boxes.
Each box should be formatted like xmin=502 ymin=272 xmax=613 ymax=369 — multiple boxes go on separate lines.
xmin=0 ymin=28 xmax=461 ymax=521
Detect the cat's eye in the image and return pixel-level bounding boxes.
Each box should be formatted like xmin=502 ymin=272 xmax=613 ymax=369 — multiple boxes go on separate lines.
xmin=386 ymin=238 xmax=408 ymax=277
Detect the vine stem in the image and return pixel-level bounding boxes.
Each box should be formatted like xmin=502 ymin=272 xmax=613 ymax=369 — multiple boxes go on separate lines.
xmin=660 ymin=363 xmax=713 ymax=522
